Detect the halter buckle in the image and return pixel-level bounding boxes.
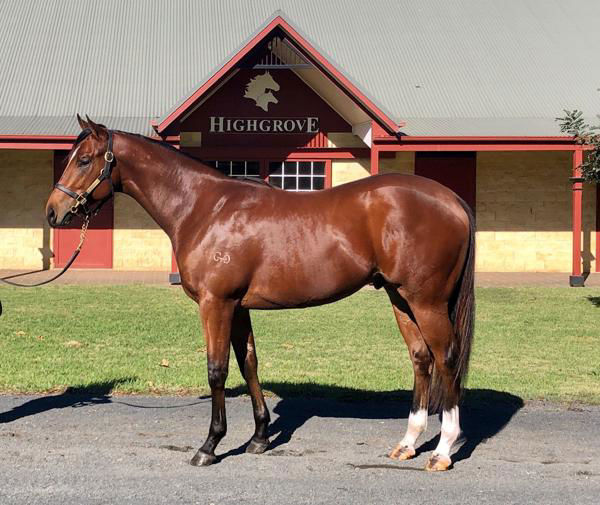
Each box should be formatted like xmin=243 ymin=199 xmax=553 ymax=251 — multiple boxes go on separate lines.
xmin=104 ymin=151 xmax=114 ymax=163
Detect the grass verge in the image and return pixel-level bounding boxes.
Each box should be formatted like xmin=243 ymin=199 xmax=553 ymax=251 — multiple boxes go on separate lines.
xmin=0 ymin=285 xmax=598 ymax=403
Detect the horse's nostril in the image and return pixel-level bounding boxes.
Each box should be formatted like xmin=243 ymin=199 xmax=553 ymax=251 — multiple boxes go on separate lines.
xmin=47 ymin=208 xmax=56 ymax=226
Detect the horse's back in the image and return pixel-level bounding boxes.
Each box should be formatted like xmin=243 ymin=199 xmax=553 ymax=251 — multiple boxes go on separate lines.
xmin=251 ymin=172 xmax=465 ymax=212
xmin=229 ymin=173 xmax=471 ymax=307
xmin=310 ymin=173 xmax=471 ymax=298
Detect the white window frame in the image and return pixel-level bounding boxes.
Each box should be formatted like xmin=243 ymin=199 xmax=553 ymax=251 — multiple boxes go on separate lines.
xmin=207 ymin=160 xmax=261 ymax=179
xmin=268 ymin=160 xmax=326 ymax=191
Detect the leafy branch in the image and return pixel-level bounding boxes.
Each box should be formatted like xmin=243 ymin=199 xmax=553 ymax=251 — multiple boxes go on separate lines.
xmin=556 ymin=110 xmax=600 ymax=182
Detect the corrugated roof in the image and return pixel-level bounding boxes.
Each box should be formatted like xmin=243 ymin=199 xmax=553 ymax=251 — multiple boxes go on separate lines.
xmin=397 ymin=118 xmax=578 ymax=137
xmin=0 ymin=117 xmax=154 ymax=137
xmin=1 ymin=0 xmax=599 ymax=137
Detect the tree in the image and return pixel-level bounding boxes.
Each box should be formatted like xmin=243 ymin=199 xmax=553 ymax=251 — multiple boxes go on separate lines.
xmin=556 ymin=110 xmax=600 ymax=182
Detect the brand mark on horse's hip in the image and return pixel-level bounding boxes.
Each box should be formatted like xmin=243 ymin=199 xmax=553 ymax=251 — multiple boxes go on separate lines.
xmin=213 ymin=251 xmax=231 ymax=264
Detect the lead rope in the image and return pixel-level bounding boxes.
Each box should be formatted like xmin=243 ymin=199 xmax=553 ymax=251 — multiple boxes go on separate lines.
xmin=77 ymin=215 xmax=90 ymax=251
xmin=0 ymin=215 xmax=90 ymax=288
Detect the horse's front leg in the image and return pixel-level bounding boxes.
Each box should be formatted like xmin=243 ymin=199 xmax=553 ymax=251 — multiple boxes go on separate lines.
xmin=190 ymin=294 xmax=235 ymax=466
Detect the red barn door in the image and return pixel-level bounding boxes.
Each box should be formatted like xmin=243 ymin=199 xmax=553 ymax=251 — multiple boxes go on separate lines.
xmin=52 ymin=151 xmax=113 ymax=268
xmin=415 ymin=152 xmax=476 ymax=212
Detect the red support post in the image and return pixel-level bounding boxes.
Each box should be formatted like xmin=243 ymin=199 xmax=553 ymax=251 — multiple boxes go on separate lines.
xmin=570 ymin=149 xmax=585 ymax=287
xmin=169 ymin=251 xmax=180 ymax=284
xmin=370 ymin=144 xmax=379 ymax=175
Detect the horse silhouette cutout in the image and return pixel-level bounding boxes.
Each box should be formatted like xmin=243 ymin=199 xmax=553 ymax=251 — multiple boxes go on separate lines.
xmin=244 ymin=71 xmax=280 ymax=112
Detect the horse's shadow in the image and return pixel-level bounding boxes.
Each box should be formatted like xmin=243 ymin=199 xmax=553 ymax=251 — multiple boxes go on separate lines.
xmin=0 ymin=379 xmax=523 ymax=467
xmin=586 ymin=296 xmax=600 ymax=307
xmin=219 ymin=383 xmax=524 ymax=465
xmin=0 ymin=378 xmax=135 ymax=424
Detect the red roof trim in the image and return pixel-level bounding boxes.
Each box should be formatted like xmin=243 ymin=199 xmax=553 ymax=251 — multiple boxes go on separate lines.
xmin=394 ymin=135 xmax=577 ymax=142
xmin=0 ymin=134 xmax=77 ymax=140
xmin=377 ymin=143 xmax=586 ymax=152
xmin=0 ymin=143 xmax=75 ymax=150
xmin=0 ymin=134 xmax=77 ymax=150
xmin=156 ymin=15 xmax=401 ymax=134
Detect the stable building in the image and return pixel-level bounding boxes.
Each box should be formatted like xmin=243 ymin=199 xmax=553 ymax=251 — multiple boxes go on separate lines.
xmin=1 ymin=0 xmax=599 ymax=285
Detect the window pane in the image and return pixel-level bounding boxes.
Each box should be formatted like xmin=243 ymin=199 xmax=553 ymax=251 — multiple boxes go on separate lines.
xmin=298 ymin=161 xmax=311 ymax=175
xmin=284 ymin=177 xmax=297 ymax=190
xmin=298 ymin=176 xmax=312 ymax=190
xmin=216 ymin=161 xmax=231 ymax=174
xmin=246 ymin=161 xmax=260 ymax=176
xmin=313 ymin=162 xmax=326 ymax=176
xmin=284 ymin=161 xmax=297 ymax=175
xmin=269 ymin=162 xmax=283 ymax=175
xmin=231 ymin=161 xmax=245 ymax=176
xmin=313 ymin=177 xmax=325 ymax=190
xmin=269 ymin=176 xmax=282 ymax=188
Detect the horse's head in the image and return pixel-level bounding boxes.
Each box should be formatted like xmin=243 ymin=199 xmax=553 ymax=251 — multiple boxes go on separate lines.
xmin=46 ymin=115 xmax=117 ymax=227
xmin=261 ymin=71 xmax=280 ymax=92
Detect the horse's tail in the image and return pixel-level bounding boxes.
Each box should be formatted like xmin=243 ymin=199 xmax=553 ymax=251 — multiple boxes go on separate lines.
xmin=430 ymin=197 xmax=475 ymax=413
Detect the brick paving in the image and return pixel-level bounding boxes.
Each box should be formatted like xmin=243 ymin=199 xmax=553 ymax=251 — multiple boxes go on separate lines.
xmin=3 ymin=269 xmax=600 ymax=287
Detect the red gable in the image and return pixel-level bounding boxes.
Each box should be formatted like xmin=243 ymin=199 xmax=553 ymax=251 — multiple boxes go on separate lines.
xmin=155 ymin=15 xmax=401 ymax=137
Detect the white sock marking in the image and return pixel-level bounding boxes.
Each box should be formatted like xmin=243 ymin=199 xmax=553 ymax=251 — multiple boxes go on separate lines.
xmin=400 ymin=408 xmax=428 ymax=448
xmin=434 ymin=406 xmax=460 ymax=458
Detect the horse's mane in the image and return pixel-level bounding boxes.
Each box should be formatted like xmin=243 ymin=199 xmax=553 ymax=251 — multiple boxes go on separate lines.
xmin=116 ymin=130 xmax=196 ymax=158
xmin=61 ymin=128 xmax=93 ymax=164
xmin=244 ymin=75 xmax=263 ymax=94
xmin=236 ymin=176 xmax=277 ymax=188
xmin=74 ymin=128 xmax=93 ymax=146
xmin=118 ymin=130 xmax=278 ymax=188
xmin=68 ymin=128 xmax=277 ymax=189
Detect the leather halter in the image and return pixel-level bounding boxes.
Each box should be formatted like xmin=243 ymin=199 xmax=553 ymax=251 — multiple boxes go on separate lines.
xmin=54 ymin=130 xmax=115 ymax=218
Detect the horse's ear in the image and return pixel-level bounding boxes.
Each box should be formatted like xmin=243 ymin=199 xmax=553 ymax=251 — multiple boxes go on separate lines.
xmin=85 ymin=115 xmax=106 ymax=139
xmin=76 ymin=114 xmax=88 ymax=130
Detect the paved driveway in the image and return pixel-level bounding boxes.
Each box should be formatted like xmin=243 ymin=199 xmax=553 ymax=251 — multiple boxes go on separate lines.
xmin=0 ymin=393 xmax=598 ymax=504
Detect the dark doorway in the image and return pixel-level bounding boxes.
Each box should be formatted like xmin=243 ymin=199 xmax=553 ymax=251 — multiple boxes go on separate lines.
xmin=415 ymin=152 xmax=476 ymax=212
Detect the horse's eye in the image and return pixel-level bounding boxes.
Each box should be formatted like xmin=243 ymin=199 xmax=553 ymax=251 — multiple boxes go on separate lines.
xmin=79 ymin=156 xmax=90 ymax=166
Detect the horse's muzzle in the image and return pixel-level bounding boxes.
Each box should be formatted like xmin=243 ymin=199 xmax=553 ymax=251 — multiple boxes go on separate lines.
xmin=47 ymin=208 xmax=73 ymax=228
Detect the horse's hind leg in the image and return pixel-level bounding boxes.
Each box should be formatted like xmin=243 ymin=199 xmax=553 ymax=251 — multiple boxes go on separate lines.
xmin=230 ymin=307 xmax=271 ymax=454
xmin=410 ymin=303 xmax=462 ymax=472
xmin=386 ymin=288 xmax=432 ymax=461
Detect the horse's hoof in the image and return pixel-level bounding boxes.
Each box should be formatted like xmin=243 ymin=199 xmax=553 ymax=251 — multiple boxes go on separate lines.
xmin=190 ymin=450 xmax=217 ymax=466
xmin=389 ymin=444 xmax=416 ymax=461
xmin=246 ymin=437 xmax=269 ymax=454
xmin=425 ymin=453 xmax=451 ymax=472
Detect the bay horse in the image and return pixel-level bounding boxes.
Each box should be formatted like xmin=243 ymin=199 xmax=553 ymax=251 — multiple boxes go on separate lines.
xmin=45 ymin=116 xmax=475 ymax=471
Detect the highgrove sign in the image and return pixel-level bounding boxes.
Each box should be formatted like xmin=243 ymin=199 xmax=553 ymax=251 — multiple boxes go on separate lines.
xmin=209 ymin=116 xmax=319 ymax=134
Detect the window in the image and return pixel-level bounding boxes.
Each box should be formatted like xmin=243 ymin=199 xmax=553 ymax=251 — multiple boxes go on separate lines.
xmin=206 ymin=160 xmax=260 ymax=179
xmin=268 ymin=161 xmax=326 ymax=191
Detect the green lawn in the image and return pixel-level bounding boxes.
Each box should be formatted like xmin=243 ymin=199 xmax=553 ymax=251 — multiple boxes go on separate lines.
xmin=0 ymin=285 xmax=599 ymax=403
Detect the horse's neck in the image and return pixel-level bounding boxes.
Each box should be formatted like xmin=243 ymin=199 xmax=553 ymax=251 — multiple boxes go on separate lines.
xmin=116 ymin=135 xmax=221 ymax=246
